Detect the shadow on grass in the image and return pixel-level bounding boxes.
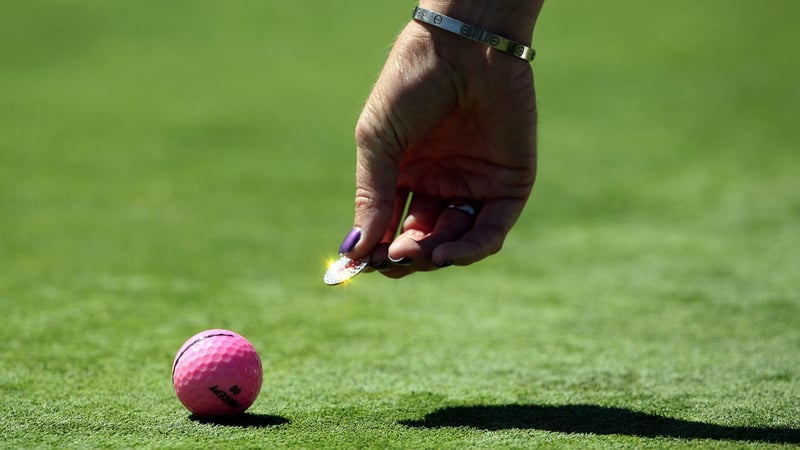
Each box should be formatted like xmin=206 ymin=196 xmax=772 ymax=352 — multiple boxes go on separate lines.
xmin=190 ymin=413 xmax=290 ymax=428
xmin=400 ymin=404 xmax=800 ymax=444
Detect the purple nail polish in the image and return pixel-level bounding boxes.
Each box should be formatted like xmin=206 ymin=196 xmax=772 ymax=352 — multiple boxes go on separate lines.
xmin=338 ymin=228 xmax=362 ymax=254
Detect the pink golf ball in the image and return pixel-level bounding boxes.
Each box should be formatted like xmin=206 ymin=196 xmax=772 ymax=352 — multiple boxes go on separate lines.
xmin=172 ymin=329 xmax=263 ymax=417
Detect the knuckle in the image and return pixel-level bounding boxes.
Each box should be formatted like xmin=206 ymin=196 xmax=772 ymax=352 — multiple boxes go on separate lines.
xmin=353 ymin=188 xmax=394 ymax=218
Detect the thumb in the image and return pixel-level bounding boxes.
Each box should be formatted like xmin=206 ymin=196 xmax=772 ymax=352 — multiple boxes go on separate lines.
xmin=343 ymin=115 xmax=404 ymax=259
xmin=343 ymin=23 xmax=457 ymax=259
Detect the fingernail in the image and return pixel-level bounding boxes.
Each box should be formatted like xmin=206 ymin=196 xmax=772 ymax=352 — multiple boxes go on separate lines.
xmin=338 ymin=228 xmax=361 ymax=254
xmin=388 ymin=254 xmax=412 ymax=266
xmin=433 ymin=260 xmax=453 ymax=268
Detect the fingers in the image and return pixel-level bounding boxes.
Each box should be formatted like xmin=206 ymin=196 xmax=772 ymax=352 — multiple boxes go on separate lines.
xmin=388 ymin=200 xmax=475 ymax=266
xmin=366 ymin=194 xmax=442 ymax=276
xmin=432 ymin=198 xmax=526 ymax=265
xmin=386 ymin=195 xmax=444 ymax=264
xmin=372 ymin=197 xmax=524 ymax=278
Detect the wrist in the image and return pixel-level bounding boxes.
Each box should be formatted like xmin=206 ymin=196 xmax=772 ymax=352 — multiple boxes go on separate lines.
xmin=417 ymin=0 xmax=542 ymax=44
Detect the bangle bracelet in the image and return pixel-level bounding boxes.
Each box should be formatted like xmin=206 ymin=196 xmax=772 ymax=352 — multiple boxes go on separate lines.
xmin=412 ymin=6 xmax=535 ymax=62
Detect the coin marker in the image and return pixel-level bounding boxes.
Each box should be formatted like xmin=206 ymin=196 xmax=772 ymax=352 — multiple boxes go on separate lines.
xmin=323 ymin=255 xmax=369 ymax=285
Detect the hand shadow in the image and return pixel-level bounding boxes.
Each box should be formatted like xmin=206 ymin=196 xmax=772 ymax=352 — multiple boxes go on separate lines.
xmin=190 ymin=413 xmax=290 ymax=428
xmin=400 ymin=404 xmax=800 ymax=444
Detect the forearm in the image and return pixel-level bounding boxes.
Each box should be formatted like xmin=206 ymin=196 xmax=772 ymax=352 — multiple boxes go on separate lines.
xmin=418 ymin=0 xmax=544 ymax=44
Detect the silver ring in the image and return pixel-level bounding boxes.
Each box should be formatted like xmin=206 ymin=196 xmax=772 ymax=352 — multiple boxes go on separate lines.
xmin=446 ymin=201 xmax=477 ymax=217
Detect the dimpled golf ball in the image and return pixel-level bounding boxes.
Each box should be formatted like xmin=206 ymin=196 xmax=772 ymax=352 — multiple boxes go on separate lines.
xmin=172 ymin=329 xmax=263 ymax=417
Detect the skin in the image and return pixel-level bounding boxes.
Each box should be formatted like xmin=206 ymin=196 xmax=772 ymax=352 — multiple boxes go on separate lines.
xmin=343 ymin=0 xmax=544 ymax=278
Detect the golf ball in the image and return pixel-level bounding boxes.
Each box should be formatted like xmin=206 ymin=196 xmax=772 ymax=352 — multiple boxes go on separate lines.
xmin=172 ymin=329 xmax=263 ymax=417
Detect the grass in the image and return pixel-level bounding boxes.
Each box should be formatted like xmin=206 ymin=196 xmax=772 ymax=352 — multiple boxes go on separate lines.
xmin=1 ymin=0 xmax=799 ymax=448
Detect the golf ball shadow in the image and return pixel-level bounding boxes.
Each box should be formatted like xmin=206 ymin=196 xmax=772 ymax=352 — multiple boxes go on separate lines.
xmin=189 ymin=412 xmax=290 ymax=428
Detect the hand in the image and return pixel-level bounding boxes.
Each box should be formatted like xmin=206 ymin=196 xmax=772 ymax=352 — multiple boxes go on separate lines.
xmin=341 ymin=18 xmax=538 ymax=278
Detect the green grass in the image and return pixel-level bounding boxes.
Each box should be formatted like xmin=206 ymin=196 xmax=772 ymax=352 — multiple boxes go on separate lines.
xmin=1 ymin=0 xmax=799 ymax=448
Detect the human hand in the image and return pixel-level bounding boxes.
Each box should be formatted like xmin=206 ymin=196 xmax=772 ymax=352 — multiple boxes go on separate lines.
xmin=339 ymin=7 xmax=540 ymax=278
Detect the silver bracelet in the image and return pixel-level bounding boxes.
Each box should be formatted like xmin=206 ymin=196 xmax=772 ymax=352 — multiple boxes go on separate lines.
xmin=412 ymin=6 xmax=535 ymax=62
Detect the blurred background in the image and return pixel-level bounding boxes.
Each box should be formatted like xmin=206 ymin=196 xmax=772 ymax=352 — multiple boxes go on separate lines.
xmin=1 ymin=0 xmax=798 ymax=445
xmin=2 ymin=1 xmax=796 ymax=282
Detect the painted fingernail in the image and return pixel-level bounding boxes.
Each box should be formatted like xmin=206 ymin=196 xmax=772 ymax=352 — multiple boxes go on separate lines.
xmin=338 ymin=228 xmax=362 ymax=254
xmin=433 ymin=260 xmax=453 ymax=268
xmin=388 ymin=254 xmax=412 ymax=266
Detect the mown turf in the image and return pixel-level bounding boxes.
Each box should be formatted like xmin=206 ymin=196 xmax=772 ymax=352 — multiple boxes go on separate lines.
xmin=1 ymin=1 xmax=798 ymax=448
